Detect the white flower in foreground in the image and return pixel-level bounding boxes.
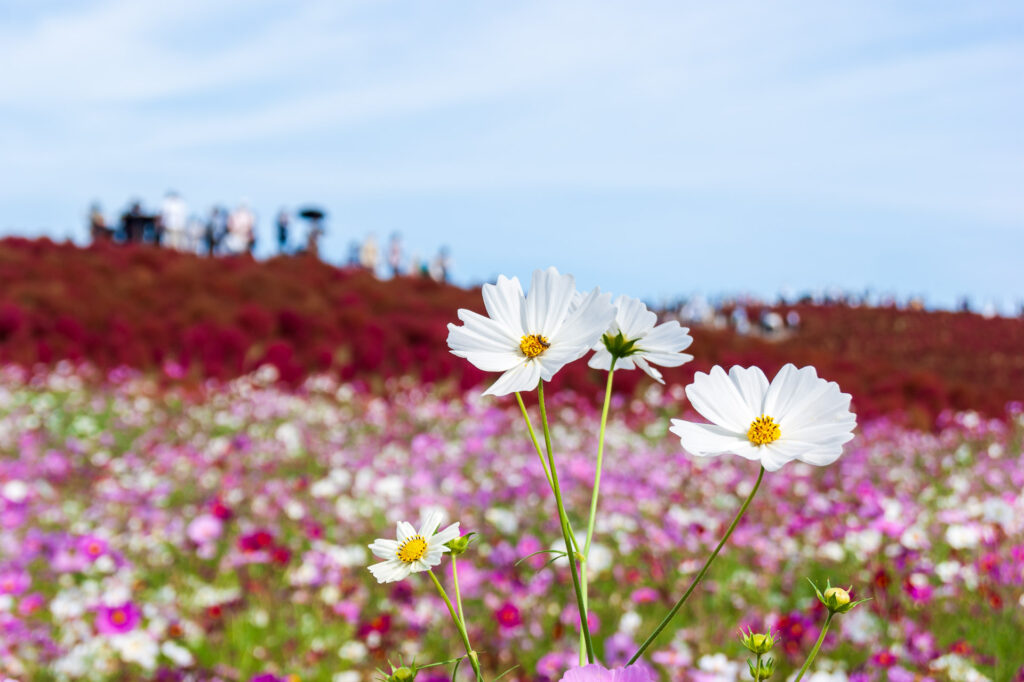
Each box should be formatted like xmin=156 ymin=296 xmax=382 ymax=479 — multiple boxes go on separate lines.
xmin=367 ymin=511 xmax=461 ymax=584
xmin=588 ymin=294 xmax=693 ymax=383
xmin=669 ymin=364 xmax=856 ymax=472
xmin=447 ymin=267 xmax=615 ymax=396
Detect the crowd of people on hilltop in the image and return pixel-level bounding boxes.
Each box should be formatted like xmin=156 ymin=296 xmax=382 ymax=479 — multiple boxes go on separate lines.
xmin=87 ymin=193 xmax=454 ymax=282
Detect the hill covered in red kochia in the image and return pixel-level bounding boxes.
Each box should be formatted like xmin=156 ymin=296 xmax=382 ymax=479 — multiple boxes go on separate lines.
xmin=0 ymin=237 xmax=1021 ymax=425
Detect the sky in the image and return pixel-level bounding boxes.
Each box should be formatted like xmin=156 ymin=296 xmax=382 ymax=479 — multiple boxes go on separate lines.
xmin=1 ymin=1 xmax=1022 ymax=311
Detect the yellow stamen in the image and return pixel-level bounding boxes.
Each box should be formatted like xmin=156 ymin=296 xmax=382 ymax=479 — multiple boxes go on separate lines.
xmin=519 ymin=334 xmax=550 ymax=358
xmin=396 ymin=535 xmax=428 ymax=563
xmin=747 ymin=415 xmax=781 ymax=445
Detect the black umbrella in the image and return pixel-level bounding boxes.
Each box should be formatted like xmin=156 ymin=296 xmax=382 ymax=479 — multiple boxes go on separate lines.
xmin=298 ymin=207 xmax=326 ymax=221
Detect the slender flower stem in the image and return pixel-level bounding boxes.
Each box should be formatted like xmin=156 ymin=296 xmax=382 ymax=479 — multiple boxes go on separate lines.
xmin=793 ymin=612 xmax=834 ymax=682
xmin=515 ymin=391 xmax=554 ymax=488
xmin=429 ymin=569 xmax=483 ymax=682
xmin=452 ymin=555 xmax=466 ymax=627
xmin=537 ymin=380 xmax=596 ymax=664
xmin=754 ymin=653 xmax=763 ymax=682
xmin=578 ymin=362 xmax=617 ymax=664
xmin=515 ymin=391 xmax=581 ymax=555
xmin=629 ymin=466 xmax=766 ymax=664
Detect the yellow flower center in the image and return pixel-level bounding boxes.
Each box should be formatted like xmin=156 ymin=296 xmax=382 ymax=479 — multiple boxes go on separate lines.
xmin=396 ymin=535 xmax=428 ymax=563
xmin=519 ymin=334 xmax=550 ymax=358
xmin=747 ymin=415 xmax=781 ymax=445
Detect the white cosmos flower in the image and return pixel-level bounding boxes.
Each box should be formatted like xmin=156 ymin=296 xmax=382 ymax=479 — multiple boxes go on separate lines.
xmin=588 ymin=294 xmax=694 ymax=383
xmin=447 ymin=267 xmax=615 ymax=396
xmin=367 ymin=511 xmax=461 ymax=584
xmin=669 ymin=364 xmax=856 ymax=472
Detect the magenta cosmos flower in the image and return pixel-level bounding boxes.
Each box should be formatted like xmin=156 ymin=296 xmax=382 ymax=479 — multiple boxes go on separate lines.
xmin=559 ymin=664 xmax=655 ymax=682
xmin=96 ymin=602 xmax=141 ymax=634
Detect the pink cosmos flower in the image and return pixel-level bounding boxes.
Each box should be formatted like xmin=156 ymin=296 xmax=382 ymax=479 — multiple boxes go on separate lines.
xmin=96 ymin=602 xmax=141 ymax=634
xmin=559 ymin=664 xmax=655 ymax=682
xmin=78 ymin=535 xmax=108 ymax=561
xmin=187 ymin=514 xmax=224 ymax=545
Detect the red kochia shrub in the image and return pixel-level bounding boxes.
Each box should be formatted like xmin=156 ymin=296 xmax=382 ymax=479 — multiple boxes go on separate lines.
xmin=0 ymin=237 xmax=1021 ymax=426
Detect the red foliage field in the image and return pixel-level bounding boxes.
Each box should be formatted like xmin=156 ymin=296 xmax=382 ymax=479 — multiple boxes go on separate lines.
xmin=0 ymin=237 xmax=1021 ymax=425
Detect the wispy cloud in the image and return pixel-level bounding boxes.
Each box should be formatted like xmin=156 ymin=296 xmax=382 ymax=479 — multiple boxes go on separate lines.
xmin=0 ymin=1 xmax=1021 ymax=302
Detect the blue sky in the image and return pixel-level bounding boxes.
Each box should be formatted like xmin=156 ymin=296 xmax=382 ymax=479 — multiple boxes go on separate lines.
xmin=1 ymin=1 xmax=1022 ymax=310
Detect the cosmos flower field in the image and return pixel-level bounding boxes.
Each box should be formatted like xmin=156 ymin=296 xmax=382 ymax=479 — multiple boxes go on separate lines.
xmin=1 ymin=362 xmax=1022 ymax=681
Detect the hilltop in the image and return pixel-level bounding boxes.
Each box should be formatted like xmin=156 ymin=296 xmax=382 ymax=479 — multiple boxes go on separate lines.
xmin=0 ymin=237 xmax=1020 ymax=425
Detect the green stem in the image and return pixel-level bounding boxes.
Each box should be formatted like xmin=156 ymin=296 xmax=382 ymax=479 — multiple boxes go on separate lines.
xmin=578 ymin=363 xmax=616 ymax=664
xmin=537 ymin=380 xmax=596 ymax=664
xmin=515 ymin=391 xmax=581 ymax=555
xmin=755 ymin=653 xmax=763 ymax=682
xmin=428 ymin=570 xmax=483 ymax=682
xmin=452 ymin=555 xmax=466 ymax=627
xmin=793 ymin=612 xmax=834 ymax=682
xmin=628 ymin=466 xmax=766 ymax=664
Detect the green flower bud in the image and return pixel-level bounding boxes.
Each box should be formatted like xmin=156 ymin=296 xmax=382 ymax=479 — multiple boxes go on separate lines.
xmin=446 ymin=533 xmax=473 ymax=557
xmin=740 ymin=629 xmax=776 ymax=655
xmin=388 ymin=667 xmax=416 ymax=682
xmin=824 ymin=586 xmax=850 ymax=608
xmin=747 ymin=656 xmax=775 ymax=680
xmin=809 ymin=578 xmax=870 ymax=615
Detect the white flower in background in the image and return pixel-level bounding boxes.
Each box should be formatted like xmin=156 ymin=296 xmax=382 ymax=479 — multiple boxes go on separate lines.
xmin=367 ymin=511 xmax=461 ymax=583
xmin=160 ymin=640 xmax=194 ymax=667
xmin=588 ymin=295 xmax=694 ymax=383
xmin=110 ymin=631 xmax=159 ymax=669
xmin=670 ymin=364 xmax=856 ymax=472
xmin=447 ymin=267 xmax=615 ymax=396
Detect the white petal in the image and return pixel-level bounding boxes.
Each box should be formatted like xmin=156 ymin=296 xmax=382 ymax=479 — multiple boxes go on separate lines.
xmin=396 ymin=521 xmax=417 ymax=542
xmin=369 ymin=559 xmax=411 ymax=584
xmin=669 ymin=419 xmax=759 ymax=460
xmin=633 ymin=356 xmax=664 ymax=383
xmin=419 ymin=510 xmax=444 ymax=537
xmin=760 ymin=440 xmax=814 ymax=471
xmin=685 ymin=366 xmax=767 ymax=433
xmin=552 ymin=288 xmax=616 ymax=350
xmin=430 ymin=522 xmax=461 ymax=546
xmin=368 ymin=539 xmax=399 ymax=560
xmin=588 ymin=348 xmax=614 ymax=371
xmin=762 ymin=365 xmax=825 ymax=424
xmin=481 ymin=275 xmax=525 ymax=336
xmin=483 ymin=360 xmax=543 ymax=397
xmin=449 ymin=310 xmax=514 ymax=350
xmin=613 ymin=295 xmax=657 ymax=338
xmin=635 ymin=321 xmax=694 ymax=366
xmin=523 ymin=267 xmax=577 ymax=338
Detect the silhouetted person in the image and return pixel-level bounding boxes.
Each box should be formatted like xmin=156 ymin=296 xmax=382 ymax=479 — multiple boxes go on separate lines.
xmin=161 ymin=191 xmax=188 ymax=250
xmin=121 ymin=201 xmax=146 ymax=243
xmin=89 ymin=202 xmax=111 ymax=242
xmin=204 ymin=206 xmax=227 ymax=255
xmin=387 ymin=232 xmax=403 ymax=277
xmin=276 ymin=208 xmax=290 ymax=253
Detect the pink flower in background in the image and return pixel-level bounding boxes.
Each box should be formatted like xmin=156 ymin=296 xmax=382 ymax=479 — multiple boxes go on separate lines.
xmin=187 ymin=514 xmax=223 ymax=545
xmin=0 ymin=571 xmax=29 ymax=595
xmin=96 ymin=602 xmax=140 ymax=635
xmin=78 ymin=535 xmax=108 ymax=561
xmin=495 ymin=602 xmax=522 ymax=629
xmin=559 ymin=663 xmax=656 ymax=682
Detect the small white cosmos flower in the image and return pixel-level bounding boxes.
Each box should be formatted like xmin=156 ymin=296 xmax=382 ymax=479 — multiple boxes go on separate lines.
xmin=367 ymin=511 xmax=461 ymax=584
xmin=447 ymin=267 xmax=615 ymax=396
xmin=669 ymin=364 xmax=856 ymax=472
xmin=588 ymin=294 xmax=694 ymax=383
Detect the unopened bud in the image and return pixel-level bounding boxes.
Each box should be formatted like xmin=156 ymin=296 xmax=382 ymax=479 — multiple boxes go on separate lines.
xmin=740 ymin=630 xmax=776 ymax=655
xmin=388 ymin=666 xmax=416 ymax=682
xmin=824 ymin=586 xmax=850 ymax=608
xmin=446 ymin=535 xmax=472 ymax=557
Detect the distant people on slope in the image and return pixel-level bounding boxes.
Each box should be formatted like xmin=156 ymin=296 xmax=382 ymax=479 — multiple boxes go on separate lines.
xmin=160 ymin=191 xmax=189 ymax=251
